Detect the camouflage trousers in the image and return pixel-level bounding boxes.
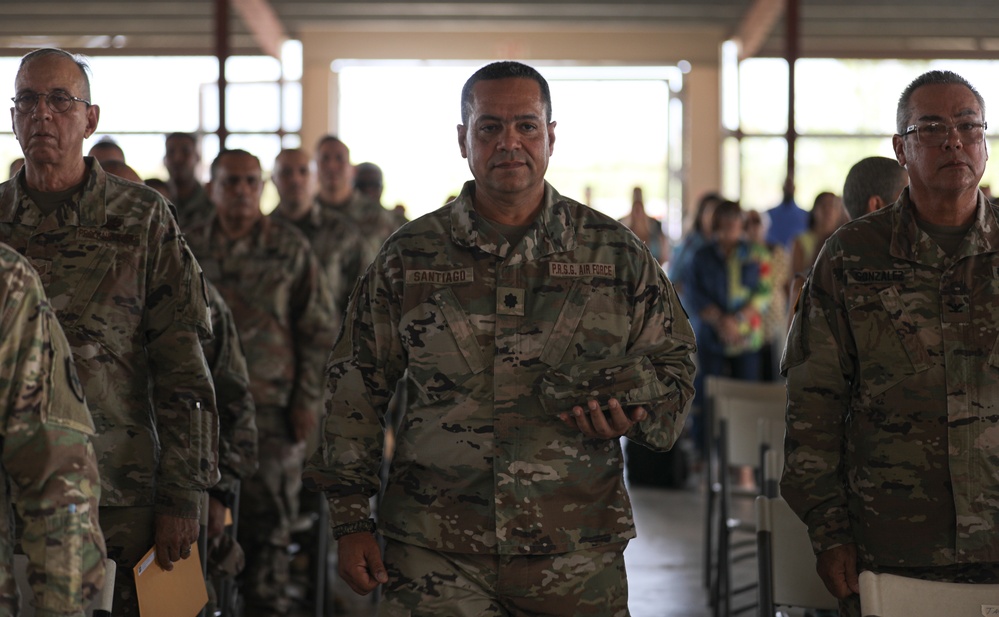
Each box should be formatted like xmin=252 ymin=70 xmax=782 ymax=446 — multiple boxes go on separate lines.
xmin=236 ymin=413 xmax=306 ymax=617
xmin=837 ymin=561 xmax=999 ymax=617
xmin=99 ymin=505 xmax=157 ymax=617
xmin=377 ymin=539 xmax=630 ymax=617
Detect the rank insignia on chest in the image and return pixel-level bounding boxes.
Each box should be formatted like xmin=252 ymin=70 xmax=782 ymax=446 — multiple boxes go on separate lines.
xmin=29 ymin=259 xmax=52 ymax=285
xmin=497 ymin=287 xmax=525 ymax=316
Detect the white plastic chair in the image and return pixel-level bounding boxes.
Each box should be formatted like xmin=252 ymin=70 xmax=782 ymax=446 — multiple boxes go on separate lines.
xmin=859 ymin=570 xmax=999 ymax=617
xmin=15 ymin=554 xmax=116 ymax=616
xmin=755 ymin=495 xmax=837 ymax=617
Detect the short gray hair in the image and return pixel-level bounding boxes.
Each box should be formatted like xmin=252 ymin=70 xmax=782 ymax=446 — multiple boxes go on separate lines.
xmin=18 ymin=48 xmax=93 ymax=101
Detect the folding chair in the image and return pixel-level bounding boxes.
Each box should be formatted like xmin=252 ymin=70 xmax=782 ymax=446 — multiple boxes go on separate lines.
xmin=15 ymin=555 xmax=117 ymax=616
xmin=755 ymin=495 xmax=837 ymax=617
xmin=859 ymin=570 xmax=999 ymax=617
xmin=703 ymin=376 xmax=786 ymax=617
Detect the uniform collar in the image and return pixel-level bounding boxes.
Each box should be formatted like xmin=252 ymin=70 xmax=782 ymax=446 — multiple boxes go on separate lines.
xmin=891 ymin=187 xmax=999 ymax=263
xmin=449 ymin=180 xmax=577 ymax=261
xmin=0 ymin=156 xmax=108 ymax=228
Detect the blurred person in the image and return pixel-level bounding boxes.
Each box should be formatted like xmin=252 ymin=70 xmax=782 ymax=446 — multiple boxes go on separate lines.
xmin=783 ymin=70 xmax=999 ymax=617
xmin=303 ymin=60 xmax=696 ymax=615
xmin=87 ymin=136 xmax=124 ymax=163
xmin=790 ymin=191 xmax=847 ymax=279
xmin=669 ymin=191 xmax=722 ymax=291
xmin=100 ymin=159 xmax=141 ymax=183
xmin=619 ymin=186 xmax=668 ymax=265
xmin=842 ymin=156 xmax=909 ymax=221
xmin=0 ymin=242 xmax=106 ymax=615
xmin=186 ymin=149 xmax=334 ymax=617
xmin=765 ymin=176 xmax=809 ymax=249
xmin=1 ymin=48 xmax=218 ymax=616
xmin=314 ymin=136 xmax=398 ymax=265
xmin=685 ymin=200 xmax=774 ymax=452
xmin=745 ymin=209 xmax=789 ymax=381
xmin=353 ymin=161 xmax=384 ymax=203
xmin=144 ymin=177 xmax=171 ymax=199
xmin=164 ymin=131 xmax=212 ymax=231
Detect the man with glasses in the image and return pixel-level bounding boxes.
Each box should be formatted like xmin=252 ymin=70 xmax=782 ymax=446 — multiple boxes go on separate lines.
xmin=782 ymin=70 xmax=999 ymax=617
xmin=0 ymin=48 xmax=219 ymax=616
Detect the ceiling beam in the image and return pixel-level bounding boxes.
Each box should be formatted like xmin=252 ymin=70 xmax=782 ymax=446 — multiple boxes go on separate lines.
xmin=230 ymin=0 xmax=287 ymax=58
xmin=732 ymin=0 xmax=784 ymax=60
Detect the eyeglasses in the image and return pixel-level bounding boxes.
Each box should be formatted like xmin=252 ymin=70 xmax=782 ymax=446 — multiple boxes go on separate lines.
xmin=902 ymin=121 xmax=987 ymax=148
xmin=11 ymin=91 xmax=91 ymax=114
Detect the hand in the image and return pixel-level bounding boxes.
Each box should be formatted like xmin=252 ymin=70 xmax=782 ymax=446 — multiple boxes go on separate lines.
xmin=816 ymin=543 xmax=860 ymax=599
xmin=718 ymin=315 xmax=743 ymax=345
xmin=154 ymin=513 xmax=200 ymax=571
xmin=338 ymin=532 xmax=388 ymax=595
xmin=290 ymin=406 xmax=318 ymax=443
xmin=558 ymin=398 xmax=646 ymax=440
xmin=207 ymin=496 xmax=227 ymax=539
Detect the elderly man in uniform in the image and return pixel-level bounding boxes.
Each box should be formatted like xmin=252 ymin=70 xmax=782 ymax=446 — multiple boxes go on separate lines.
xmin=0 ymin=48 xmax=219 ymax=616
xmin=783 ymin=70 xmax=999 ymax=617
xmin=0 ymin=242 xmax=106 ymax=616
xmin=186 ymin=149 xmax=335 ymax=617
xmin=303 ymin=61 xmax=696 ymax=615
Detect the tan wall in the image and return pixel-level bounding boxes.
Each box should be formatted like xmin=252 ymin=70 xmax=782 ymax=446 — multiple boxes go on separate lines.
xmin=299 ymin=25 xmax=725 ymax=227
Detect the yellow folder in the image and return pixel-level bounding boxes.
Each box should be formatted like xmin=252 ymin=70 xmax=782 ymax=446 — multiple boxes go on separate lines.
xmin=133 ymin=543 xmax=208 ymax=617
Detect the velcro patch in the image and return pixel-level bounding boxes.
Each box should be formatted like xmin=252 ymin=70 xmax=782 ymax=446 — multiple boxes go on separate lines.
xmin=549 ymin=262 xmax=615 ymax=278
xmin=846 ymin=269 xmax=910 ymax=284
xmin=76 ymin=227 xmax=139 ymax=246
xmin=406 ymin=268 xmax=473 ymax=285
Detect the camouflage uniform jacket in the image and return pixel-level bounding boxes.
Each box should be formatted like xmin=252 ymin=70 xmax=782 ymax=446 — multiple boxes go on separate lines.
xmin=304 ymin=181 xmax=696 ymax=555
xmin=203 ymin=279 xmax=258 ymax=499
xmin=0 ymin=159 xmax=219 ymax=519
xmin=0 ymin=243 xmax=105 ymax=616
xmin=173 ymin=182 xmax=215 ymax=235
xmin=269 ymin=204 xmax=365 ymax=324
xmin=315 ymin=190 xmax=398 ymax=272
xmin=185 ymin=215 xmax=335 ymax=428
xmin=782 ymin=187 xmax=999 ymax=567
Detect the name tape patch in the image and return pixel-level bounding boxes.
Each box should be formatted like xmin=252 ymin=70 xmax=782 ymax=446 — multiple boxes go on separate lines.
xmin=406 ymin=268 xmax=473 ymax=285
xmin=549 ymin=262 xmax=616 ymax=278
xmin=846 ymin=269 xmax=910 ymax=284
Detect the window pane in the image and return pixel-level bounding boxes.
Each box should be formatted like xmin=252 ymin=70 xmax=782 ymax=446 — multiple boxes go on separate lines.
xmin=738 ymin=137 xmax=787 ymax=209
xmin=739 ymin=59 xmax=788 ymax=134
xmin=793 ymin=137 xmax=896 ymax=210
xmin=226 ymin=83 xmax=280 ymax=132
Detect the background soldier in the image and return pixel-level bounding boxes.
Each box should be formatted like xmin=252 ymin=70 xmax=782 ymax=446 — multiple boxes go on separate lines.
xmin=186 ymin=149 xmax=335 ymax=617
xmin=0 ymin=242 xmax=106 ymax=615
xmin=164 ymin=131 xmax=213 ymax=232
xmin=0 ymin=48 xmax=219 ymax=616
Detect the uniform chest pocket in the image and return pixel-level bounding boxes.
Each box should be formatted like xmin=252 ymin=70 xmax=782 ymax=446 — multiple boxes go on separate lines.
xmin=846 ymin=285 xmax=931 ymax=398
xmin=402 ymin=287 xmax=486 ymax=404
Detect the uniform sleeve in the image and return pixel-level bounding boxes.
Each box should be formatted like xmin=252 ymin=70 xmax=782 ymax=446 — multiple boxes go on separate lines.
xmin=289 ymin=247 xmax=337 ymax=416
xmin=0 ymin=261 xmax=106 ymax=615
xmin=144 ymin=204 xmax=220 ymax=519
xmin=303 ymin=255 xmax=405 ymax=526
xmin=203 ymin=283 xmax=258 ymax=495
xmin=779 ymin=239 xmax=855 ymax=554
xmin=625 ymin=262 xmax=698 ymax=451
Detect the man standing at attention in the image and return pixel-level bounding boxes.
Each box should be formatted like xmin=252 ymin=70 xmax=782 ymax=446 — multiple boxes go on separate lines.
xmin=187 ymin=149 xmax=335 ymax=617
xmin=304 ymin=61 xmax=696 ymax=615
xmin=0 ymin=48 xmax=219 ymax=615
xmin=783 ymin=70 xmax=999 ymax=617
xmin=164 ymin=131 xmax=213 ymax=231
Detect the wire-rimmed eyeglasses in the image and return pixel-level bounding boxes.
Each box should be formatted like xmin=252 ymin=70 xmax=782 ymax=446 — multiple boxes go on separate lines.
xmin=901 ymin=121 xmax=987 ymax=148
xmin=11 ymin=91 xmax=91 ymax=114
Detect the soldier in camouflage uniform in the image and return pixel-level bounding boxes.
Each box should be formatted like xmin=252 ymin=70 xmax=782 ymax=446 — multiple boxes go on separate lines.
xmin=0 ymin=48 xmax=219 ymax=616
xmin=303 ymin=61 xmax=696 ymax=616
xmin=186 ymin=149 xmax=335 ymax=616
xmin=164 ymin=131 xmax=214 ymax=232
xmin=313 ymin=137 xmax=399 ymax=306
xmin=0 ymin=242 xmax=106 ymax=616
xmin=782 ymin=70 xmax=999 ymax=617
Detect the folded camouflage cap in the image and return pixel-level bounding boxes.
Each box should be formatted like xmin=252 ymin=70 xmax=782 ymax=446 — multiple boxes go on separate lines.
xmin=538 ymin=355 xmax=671 ymax=415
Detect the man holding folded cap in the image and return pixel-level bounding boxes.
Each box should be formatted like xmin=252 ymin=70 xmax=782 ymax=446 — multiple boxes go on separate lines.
xmin=304 ymin=60 xmax=696 ymax=615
